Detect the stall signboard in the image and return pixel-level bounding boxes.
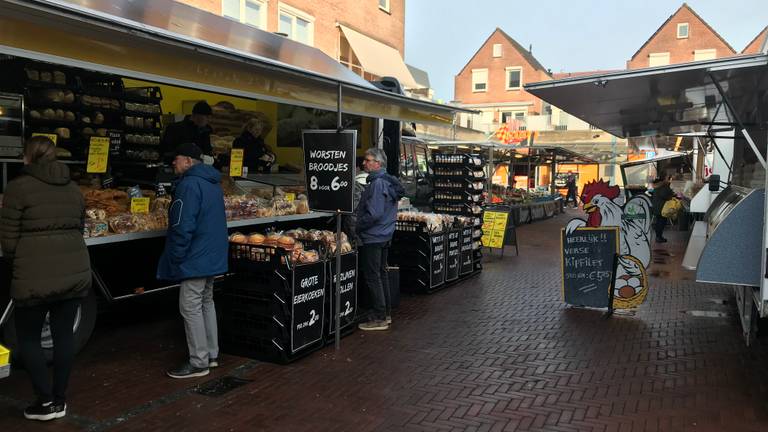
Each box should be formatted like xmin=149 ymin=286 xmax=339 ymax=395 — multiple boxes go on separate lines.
xmin=328 ymin=251 xmax=357 ymax=334
xmin=31 ymin=133 xmax=57 ymax=146
xmin=481 ymin=210 xmax=510 ymax=249
xmin=291 ymin=261 xmax=326 ymax=353
xmin=285 ymin=193 xmax=296 ymax=202
xmin=446 ymin=230 xmax=461 ymax=281
xmin=87 ymin=137 xmax=109 ymax=174
xmin=130 ymin=197 xmax=150 ymax=214
xmin=229 ymin=148 xmax=244 ymax=177
xmin=459 ymin=226 xmax=474 ymax=275
xmin=430 ymin=233 xmax=446 ymax=288
xmin=561 ymin=227 xmax=619 ymax=308
xmin=301 ymin=130 xmax=356 ymax=213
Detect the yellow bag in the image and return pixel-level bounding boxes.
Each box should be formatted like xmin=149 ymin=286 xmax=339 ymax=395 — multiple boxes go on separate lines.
xmin=661 ymin=198 xmax=682 ymax=219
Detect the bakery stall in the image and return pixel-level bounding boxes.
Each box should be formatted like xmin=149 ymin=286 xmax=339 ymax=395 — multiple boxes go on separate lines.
xmin=0 ymin=0 xmax=465 ymax=359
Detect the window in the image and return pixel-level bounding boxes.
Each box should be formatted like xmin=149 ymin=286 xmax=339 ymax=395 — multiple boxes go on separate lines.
xmin=415 ymin=146 xmax=429 ymax=177
xmin=222 ymin=0 xmax=267 ymax=29
xmin=501 ymin=111 xmax=526 ymax=124
xmin=400 ymin=142 xmax=413 ymax=178
xmin=648 ymin=52 xmax=670 ymax=67
xmin=505 ymin=67 xmax=522 ymax=90
xmin=471 ymin=69 xmax=488 ymax=92
xmin=278 ymin=3 xmax=314 ymax=45
xmin=492 ymin=44 xmax=502 ymax=58
xmin=677 ymin=23 xmax=689 ymax=39
xmin=378 ymin=0 xmax=390 ymax=12
xmin=694 ymin=49 xmax=717 ymax=61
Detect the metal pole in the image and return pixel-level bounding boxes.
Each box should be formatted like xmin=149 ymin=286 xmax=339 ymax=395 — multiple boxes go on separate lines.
xmin=337 ymin=84 xmax=343 ymax=130
xmin=334 ymin=211 xmax=342 ymax=350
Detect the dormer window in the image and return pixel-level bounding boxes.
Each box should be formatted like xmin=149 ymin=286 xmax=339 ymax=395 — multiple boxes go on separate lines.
xmin=677 ymin=23 xmax=689 ymax=39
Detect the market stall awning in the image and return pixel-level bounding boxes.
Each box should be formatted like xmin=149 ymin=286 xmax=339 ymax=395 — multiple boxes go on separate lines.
xmin=338 ymin=24 xmax=419 ymax=89
xmin=524 ymin=54 xmax=768 ymax=138
xmin=427 ymin=142 xmax=597 ymax=164
xmin=620 ymin=151 xmax=688 ymax=168
xmin=0 ymin=0 xmax=466 ymax=124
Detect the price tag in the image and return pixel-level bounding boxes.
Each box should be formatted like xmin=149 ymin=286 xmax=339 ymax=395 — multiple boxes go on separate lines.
xmin=87 ymin=137 xmax=110 ymax=173
xmin=31 ymin=133 xmax=58 ymax=146
xmin=130 ymin=197 xmax=150 ymax=214
xmin=229 ymin=148 xmax=244 ymax=177
xmin=285 ymin=193 xmax=296 ymax=202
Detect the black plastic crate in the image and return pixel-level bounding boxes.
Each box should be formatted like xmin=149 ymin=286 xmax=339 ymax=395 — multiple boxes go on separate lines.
xmin=219 ymin=333 xmax=323 ymax=365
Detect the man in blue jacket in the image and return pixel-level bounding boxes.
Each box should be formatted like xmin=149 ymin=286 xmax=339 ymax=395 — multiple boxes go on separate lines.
xmin=158 ymin=143 xmax=228 ymax=378
xmin=356 ymin=148 xmax=404 ymax=331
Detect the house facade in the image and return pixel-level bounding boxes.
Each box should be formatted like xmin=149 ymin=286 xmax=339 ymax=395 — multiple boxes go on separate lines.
xmin=742 ymin=26 xmax=768 ymax=55
xmin=626 ymin=3 xmax=736 ymax=69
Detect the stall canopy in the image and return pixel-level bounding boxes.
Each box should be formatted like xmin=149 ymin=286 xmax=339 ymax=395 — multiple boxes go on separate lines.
xmin=525 ymin=54 xmax=768 ymax=139
xmin=337 ymin=24 xmax=420 ymax=89
xmin=0 ymin=0 xmax=468 ymax=124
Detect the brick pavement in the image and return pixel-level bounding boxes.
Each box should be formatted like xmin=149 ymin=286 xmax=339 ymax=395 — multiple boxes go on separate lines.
xmin=2 ymin=209 xmax=768 ymax=431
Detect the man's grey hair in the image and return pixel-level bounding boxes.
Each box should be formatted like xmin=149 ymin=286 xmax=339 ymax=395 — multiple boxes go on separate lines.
xmin=365 ymin=148 xmax=387 ymax=166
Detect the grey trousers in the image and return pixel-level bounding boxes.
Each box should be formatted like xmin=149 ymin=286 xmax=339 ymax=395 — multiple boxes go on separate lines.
xmin=179 ymin=277 xmax=219 ymax=368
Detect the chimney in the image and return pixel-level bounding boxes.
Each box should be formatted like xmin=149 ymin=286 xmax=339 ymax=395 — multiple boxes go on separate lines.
xmin=529 ymin=44 xmax=532 ymax=53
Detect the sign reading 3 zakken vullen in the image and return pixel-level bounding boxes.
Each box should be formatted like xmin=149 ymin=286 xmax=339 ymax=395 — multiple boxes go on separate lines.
xmin=302 ymin=130 xmax=356 ymax=213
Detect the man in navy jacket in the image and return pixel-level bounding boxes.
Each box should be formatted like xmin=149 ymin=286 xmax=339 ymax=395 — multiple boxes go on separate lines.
xmin=356 ymin=148 xmax=404 ymax=331
xmin=158 ymin=143 xmax=228 ymax=378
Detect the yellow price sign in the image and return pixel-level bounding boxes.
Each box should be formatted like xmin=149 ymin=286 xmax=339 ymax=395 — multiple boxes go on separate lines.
xmin=229 ymin=148 xmax=244 ymax=177
xmin=87 ymin=137 xmax=110 ymax=173
xmin=285 ymin=193 xmax=296 ymax=202
xmin=130 ymin=197 xmax=150 ymax=214
xmin=31 ymin=133 xmax=58 ymax=146
xmin=480 ymin=210 xmax=509 ymax=249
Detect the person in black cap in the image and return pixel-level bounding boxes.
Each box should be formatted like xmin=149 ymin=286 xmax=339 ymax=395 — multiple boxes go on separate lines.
xmin=158 ymin=142 xmax=228 ymax=379
xmin=160 ymin=101 xmax=214 ymax=164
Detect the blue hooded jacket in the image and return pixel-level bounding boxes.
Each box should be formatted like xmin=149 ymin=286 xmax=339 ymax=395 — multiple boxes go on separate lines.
xmin=356 ymin=169 xmax=405 ymax=244
xmin=157 ymin=163 xmax=228 ymax=281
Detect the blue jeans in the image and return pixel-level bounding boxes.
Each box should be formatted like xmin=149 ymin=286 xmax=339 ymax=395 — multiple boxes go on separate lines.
xmin=360 ymin=242 xmax=391 ymax=321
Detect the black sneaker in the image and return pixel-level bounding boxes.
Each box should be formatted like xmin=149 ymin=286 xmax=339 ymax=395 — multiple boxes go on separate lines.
xmin=24 ymin=401 xmax=66 ymax=421
xmin=656 ymin=237 xmax=668 ymax=243
xmin=209 ymin=358 xmax=219 ymax=368
xmin=166 ymin=363 xmax=209 ymax=379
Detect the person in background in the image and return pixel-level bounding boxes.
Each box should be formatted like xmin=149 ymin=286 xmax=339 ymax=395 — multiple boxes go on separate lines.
xmin=342 ymin=156 xmax=368 ymax=246
xmin=158 ymin=143 xmax=228 ymax=379
xmin=565 ymin=171 xmax=578 ymax=208
xmin=0 ymin=136 xmax=91 ymax=421
xmin=356 ymin=148 xmax=404 ymax=331
xmin=651 ymin=175 xmax=674 ymax=243
xmin=232 ymin=117 xmax=275 ymax=174
xmin=160 ymin=101 xmax=214 ymax=164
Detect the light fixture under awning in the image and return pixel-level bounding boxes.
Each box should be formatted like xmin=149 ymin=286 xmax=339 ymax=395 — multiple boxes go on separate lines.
xmin=338 ymin=24 xmax=420 ymax=89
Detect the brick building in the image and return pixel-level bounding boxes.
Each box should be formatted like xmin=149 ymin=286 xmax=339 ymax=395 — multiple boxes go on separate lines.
xmin=742 ymin=26 xmax=768 ymax=55
xmin=175 ymin=0 xmax=421 ymax=88
xmin=626 ymin=3 xmax=736 ymax=69
xmin=453 ymin=28 xmax=552 ymax=133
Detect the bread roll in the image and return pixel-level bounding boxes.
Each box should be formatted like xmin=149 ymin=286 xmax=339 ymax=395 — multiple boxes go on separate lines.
xmin=94 ymin=112 xmax=104 ymax=125
xmin=229 ymin=233 xmax=247 ymax=244
xmin=64 ymin=111 xmax=76 ymax=122
xmin=55 ymin=109 xmax=65 ymax=120
xmin=42 ymin=108 xmax=55 ymax=119
xmin=63 ymin=91 xmax=75 ymax=104
xmin=247 ymin=233 xmax=265 ymax=244
xmin=29 ymin=110 xmax=41 ymax=119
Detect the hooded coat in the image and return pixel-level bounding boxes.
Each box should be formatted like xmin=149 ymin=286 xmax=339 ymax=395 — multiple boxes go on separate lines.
xmin=356 ymin=169 xmax=405 ymax=244
xmin=0 ymin=162 xmax=91 ymax=306
xmin=157 ymin=163 xmax=228 ymax=281
xmin=232 ymin=131 xmax=273 ymax=173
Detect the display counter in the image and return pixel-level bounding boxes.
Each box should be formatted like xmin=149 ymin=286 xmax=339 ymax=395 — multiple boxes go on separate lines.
xmin=507 ymin=198 xmax=563 ymax=225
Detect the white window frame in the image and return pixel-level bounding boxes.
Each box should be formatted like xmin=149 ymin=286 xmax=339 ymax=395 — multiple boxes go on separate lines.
xmin=278 ymin=2 xmax=315 ymax=46
xmin=694 ymin=48 xmax=717 ymax=61
xmin=677 ymin=23 xmax=689 ymax=39
xmin=378 ymin=0 xmax=390 ymax=13
xmin=221 ymin=0 xmax=268 ymax=30
xmin=501 ymin=110 xmax=526 ymax=124
xmin=471 ymin=68 xmax=488 ymax=93
xmin=505 ymin=66 xmax=523 ymax=90
xmin=492 ymin=44 xmax=502 ymax=58
xmin=648 ymin=52 xmax=670 ymax=67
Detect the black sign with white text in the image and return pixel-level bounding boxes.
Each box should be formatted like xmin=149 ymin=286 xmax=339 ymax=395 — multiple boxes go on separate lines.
xmin=561 ymin=227 xmax=619 ymax=308
xmin=430 ymin=233 xmax=445 ymax=288
xmin=328 ymin=251 xmax=357 ymax=334
xmin=291 ymin=261 xmax=326 ymax=353
xmin=302 ymin=130 xmax=356 ymax=213
xmin=459 ymin=227 xmax=474 ymax=275
xmin=446 ymin=230 xmax=461 ymax=281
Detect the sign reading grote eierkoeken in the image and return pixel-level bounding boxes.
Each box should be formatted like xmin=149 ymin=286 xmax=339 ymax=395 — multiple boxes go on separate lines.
xmin=291 ymin=262 xmax=326 ymax=353
xmin=561 ymin=227 xmax=619 ymax=308
xmin=301 ymin=130 xmax=356 ymax=213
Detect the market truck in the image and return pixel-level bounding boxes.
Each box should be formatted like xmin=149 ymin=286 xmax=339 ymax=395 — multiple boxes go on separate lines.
xmin=525 ymin=49 xmax=768 ymax=344
xmin=0 ymin=0 xmax=468 ymax=358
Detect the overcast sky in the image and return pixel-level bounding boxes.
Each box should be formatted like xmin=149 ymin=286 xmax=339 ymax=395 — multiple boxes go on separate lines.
xmin=404 ymin=0 xmax=768 ymax=102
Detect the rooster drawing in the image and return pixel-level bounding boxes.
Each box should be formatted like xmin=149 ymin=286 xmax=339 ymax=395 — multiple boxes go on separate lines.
xmin=565 ymin=180 xmax=652 ymax=309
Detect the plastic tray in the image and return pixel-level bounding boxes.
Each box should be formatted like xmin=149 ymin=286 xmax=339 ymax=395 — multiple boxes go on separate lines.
xmin=0 ymin=344 xmax=8 ymax=366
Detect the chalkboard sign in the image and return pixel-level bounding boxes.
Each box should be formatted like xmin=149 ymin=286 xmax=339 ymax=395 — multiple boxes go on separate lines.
xmin=561 ymin=227 xmax=619 ymax=308
xmin=328 ymin=251 xmax=357 ymax=334
xmin=459 ymin=226 xmax=474 ymax=275
xmin=446 ymin=229 xmax=461 ymax=281
xmin=430 ymin=233 xmax=446 ymax=288
xmin=301 ymin=130 xmax=356 ymax=213
xmin=291 ymin=262 xmax=326 ymax=353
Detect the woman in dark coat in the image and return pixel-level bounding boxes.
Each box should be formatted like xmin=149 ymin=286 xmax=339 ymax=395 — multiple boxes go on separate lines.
xmin=232 ymin=117 xmax=275 ymax=174
xmin=651 ymin=176 xmax=674 ymax=243
xmin=0 ymin=136 xmax=91 ymax=421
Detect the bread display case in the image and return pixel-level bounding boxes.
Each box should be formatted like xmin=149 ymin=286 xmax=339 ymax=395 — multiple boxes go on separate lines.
xmin=0 ymin=92 xmax=23 ymax=158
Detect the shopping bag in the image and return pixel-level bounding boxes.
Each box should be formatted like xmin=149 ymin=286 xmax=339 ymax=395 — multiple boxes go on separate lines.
xmin=661 ymin=198 xmax=682 ymax=219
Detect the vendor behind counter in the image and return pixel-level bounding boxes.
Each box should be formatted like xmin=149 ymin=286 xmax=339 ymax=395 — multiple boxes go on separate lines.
xmin=231 ymin=116 xmax=275 ymax=174
xmin=159 ymin=101 xmax=214 ymax=164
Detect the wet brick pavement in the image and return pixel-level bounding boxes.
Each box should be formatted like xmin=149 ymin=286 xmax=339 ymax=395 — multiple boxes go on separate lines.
xmin=2 ymin=209 xmax=768 ymax=431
